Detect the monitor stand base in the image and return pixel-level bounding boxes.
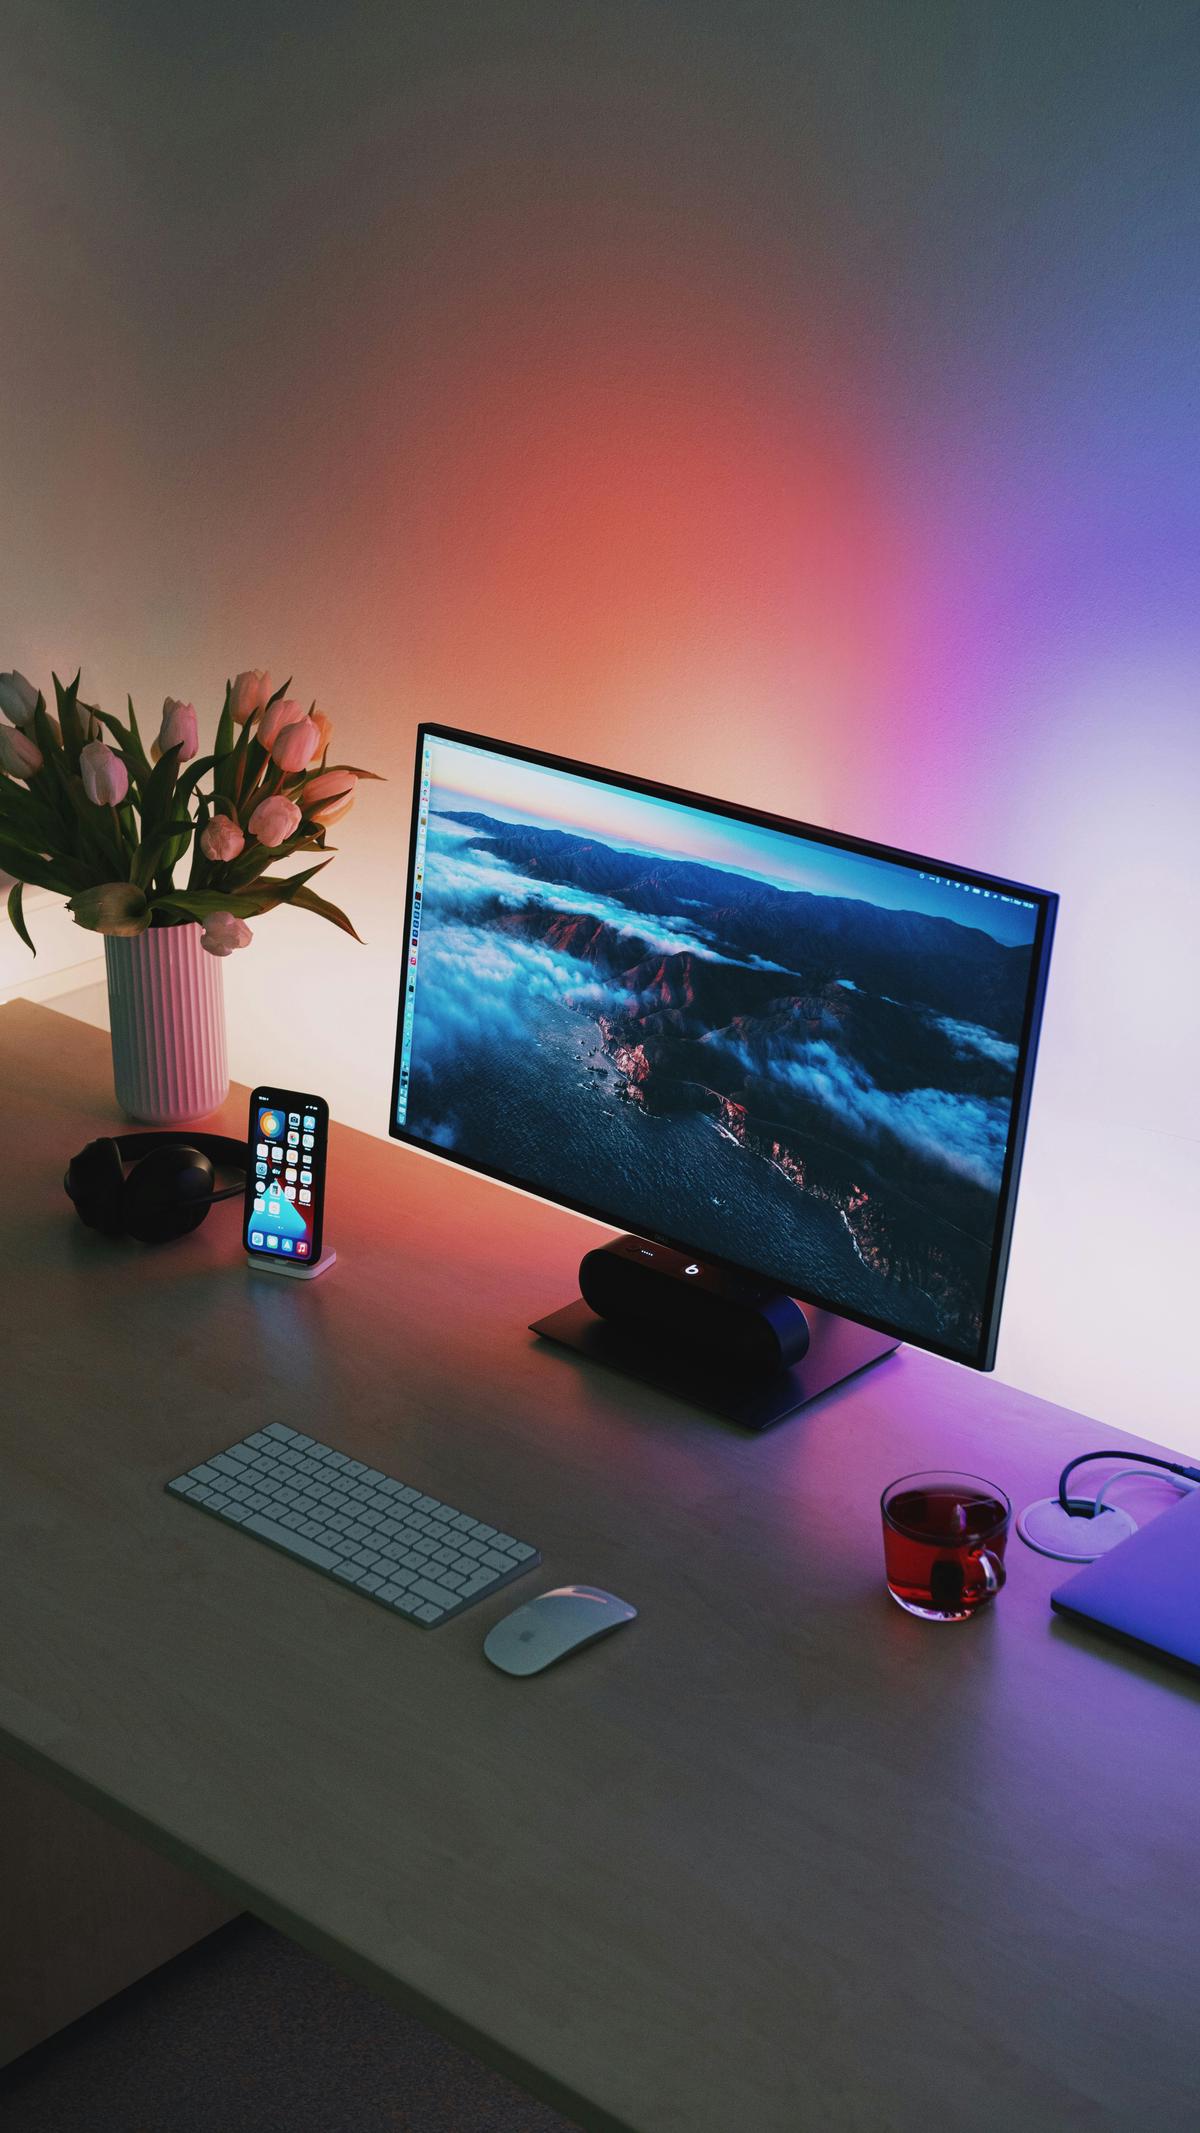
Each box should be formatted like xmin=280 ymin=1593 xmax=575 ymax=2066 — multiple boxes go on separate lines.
xmin=530 ymin=1297 xmax=899 ymax=1431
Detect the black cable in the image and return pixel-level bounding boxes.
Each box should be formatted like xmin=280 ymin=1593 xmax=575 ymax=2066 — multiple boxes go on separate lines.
xmin=1057 ymin=1449 xmax=1200 ymax=1518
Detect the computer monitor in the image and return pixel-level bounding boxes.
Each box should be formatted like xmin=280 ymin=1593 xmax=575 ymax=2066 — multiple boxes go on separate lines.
xmin=389 ymin=726 xmax=1056 ymax=1415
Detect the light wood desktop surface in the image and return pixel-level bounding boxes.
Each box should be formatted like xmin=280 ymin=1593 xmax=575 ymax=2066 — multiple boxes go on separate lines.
xmin=1 ymin=998 xmax=1197 ymax=2132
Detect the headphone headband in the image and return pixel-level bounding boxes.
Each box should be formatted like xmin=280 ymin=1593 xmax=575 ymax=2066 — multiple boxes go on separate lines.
xmin=108 ymin=1131 xmax=247 ymax=1170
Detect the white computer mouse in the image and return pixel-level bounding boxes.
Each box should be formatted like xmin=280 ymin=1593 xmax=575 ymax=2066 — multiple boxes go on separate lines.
xmin=483 ymin=1585 xmax=637 ymax=1676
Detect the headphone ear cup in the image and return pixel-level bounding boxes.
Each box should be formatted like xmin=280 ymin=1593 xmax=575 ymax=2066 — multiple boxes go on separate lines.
xmin=64 ymin=1138 xmax=127 ymax=1235
xmin=123 ymin=1147 xmax=217 ymax=1244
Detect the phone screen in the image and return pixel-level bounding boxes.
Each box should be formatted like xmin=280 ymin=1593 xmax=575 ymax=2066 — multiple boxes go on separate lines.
xmin=244 ymin=1087 xmax=328 ymax=1263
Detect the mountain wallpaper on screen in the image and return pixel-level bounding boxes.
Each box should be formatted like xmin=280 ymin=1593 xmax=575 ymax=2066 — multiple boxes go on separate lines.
xmin=401 ymin=786 xmax=1037 ymax=1358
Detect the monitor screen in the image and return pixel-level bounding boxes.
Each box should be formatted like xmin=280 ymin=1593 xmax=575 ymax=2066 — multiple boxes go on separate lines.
xmin=390 ymin=728 xmax=1055 ymax=1369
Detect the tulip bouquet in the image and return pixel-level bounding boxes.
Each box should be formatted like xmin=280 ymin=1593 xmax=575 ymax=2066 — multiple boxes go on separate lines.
xmin=0 ymin=666 xmax=380 ymax=958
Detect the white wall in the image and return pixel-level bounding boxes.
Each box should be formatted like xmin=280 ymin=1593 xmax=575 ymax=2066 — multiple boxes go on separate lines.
xmin=2 ymin=1 xmax=1197 ymax=1448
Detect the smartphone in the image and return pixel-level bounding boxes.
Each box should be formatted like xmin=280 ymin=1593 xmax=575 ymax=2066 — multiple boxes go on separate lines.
xmin=244 ymin=1086 xmax=329 ymax=1267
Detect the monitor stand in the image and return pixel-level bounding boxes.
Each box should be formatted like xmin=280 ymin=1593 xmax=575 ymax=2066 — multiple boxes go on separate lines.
xmin=530 ymin=1237 xmax=899 ymax=1431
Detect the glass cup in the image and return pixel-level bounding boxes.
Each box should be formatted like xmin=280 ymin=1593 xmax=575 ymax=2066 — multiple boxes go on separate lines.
xmin=881 ymin=1471 xmax=1011 ymax=1621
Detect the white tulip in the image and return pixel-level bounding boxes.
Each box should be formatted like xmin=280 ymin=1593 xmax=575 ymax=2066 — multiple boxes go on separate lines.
xmin=0 ymin=725 xmax=42 ymax=779
xmin=156 ymin=698 xmax=199 ymax=761
xmin=0 ymin=671 xmax=39 ymax=727
xmin=200 ymin=910 xmax=253 ymax=957
xmin=200 ymin=815 xmax=246 ymax=862
xmin=258 ymin=698 xmax=304 ymax=750
xmin=230 ymin=669 xmax=273 ymax=724
xmin=79 ymin=739 xmax=130 ymax=805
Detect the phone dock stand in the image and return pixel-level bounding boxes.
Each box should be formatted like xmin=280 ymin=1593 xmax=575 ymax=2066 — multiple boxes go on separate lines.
xmin=247 ymin=1247 xmax=337 ymax=1282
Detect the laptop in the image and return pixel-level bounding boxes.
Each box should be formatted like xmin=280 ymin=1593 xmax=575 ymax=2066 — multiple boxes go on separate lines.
xmin=1051 ymin=1485 xmax=1200 ymax=1677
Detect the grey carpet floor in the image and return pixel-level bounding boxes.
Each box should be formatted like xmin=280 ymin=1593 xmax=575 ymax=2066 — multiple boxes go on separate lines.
xmin=0 ymin=1916 xmax=581 ymax=2132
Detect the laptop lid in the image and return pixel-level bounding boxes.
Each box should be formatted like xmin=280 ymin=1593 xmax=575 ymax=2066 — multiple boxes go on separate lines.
xmin=1051 ymin=1486 xmax=1200 ymax=1676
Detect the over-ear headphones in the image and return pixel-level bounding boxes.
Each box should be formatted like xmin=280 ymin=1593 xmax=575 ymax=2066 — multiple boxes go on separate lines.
xmin=64 ymin=1132 xmax=247 ymax=1245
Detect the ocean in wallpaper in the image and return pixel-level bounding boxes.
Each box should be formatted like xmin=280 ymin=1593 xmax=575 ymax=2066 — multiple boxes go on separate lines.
xmin=398 ymin=740 xmax=1041 ymax=1358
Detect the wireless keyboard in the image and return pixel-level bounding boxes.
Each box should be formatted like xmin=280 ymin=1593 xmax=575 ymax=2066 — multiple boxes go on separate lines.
xmin=167 ymin=1423 xmax=540 ymax=1626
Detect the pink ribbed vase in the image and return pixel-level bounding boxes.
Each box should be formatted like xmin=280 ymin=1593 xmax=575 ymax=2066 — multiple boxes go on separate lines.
xmin=104 ymin=923 xmax=229 ymax=1124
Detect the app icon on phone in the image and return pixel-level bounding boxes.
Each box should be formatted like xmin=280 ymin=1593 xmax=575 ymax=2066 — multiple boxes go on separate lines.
xmin=288 ymin=1112 xmax=300 ymax=1125
xmin=298 ymin=1188 xmax=311 ymax=1204
xmin=257 ymin=1143 xmax=268 ymax=1158
xmin=250 ymin=1231 xmax=264 ymax=1247
xmin=302 ymin=1133 xmax=314 ymax=1149
xmin=268 ymin=1199 xmax=281 ymax=1215
xmin=300 ymin=1169 xmax=312 ymax=1185
xmin=281 ymin=1238 xmax=294 ymax=1253
xmin=287 ymin=1130 xmax=299 ymax=1146
xmin=296 ymin=1241 xmax=308 ymax=1256
xmin=266 ymin=1234 xmax=279 ymax=1249
xmin=283 ymin=1185 xmax=296 ymax=1199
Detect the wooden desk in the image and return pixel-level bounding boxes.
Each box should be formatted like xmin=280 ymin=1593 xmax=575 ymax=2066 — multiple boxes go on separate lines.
xmin=1 ymin=998 xmax=1196 ymax=2132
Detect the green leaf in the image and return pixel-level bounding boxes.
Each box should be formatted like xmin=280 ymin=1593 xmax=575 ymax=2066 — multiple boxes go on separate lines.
xmin=30 ymin=700 xmax=66 ymax=772
xmin=252 ymin=859 xmax=332 ymax=895
xmin=223 ymin=833 xmax=327 ymax=888
xmin=151 ymin=887 xmax=272 ymax=923
xmin=28 ymin=703 xmax=79 ymax=844
xmin=0 ymin=835 xmax=86 ymax=894
xmin=52 ymin=670 xmax=88 ymax=772
xmin=0 ymin=852 xmax=62 ymax=894
xmin=134 ymin=822 xmax=192 ymax=894
xmin=0 ymin=774 xmax=63 ymax=847
xmin=139 ymin=739 xmax=184 ymax=846
xmin=67 ymin=881 xmax=151 ymax=936
xmin=175 ymin=754 xmax=215 ymax=811
xmin=6 ymin=878 xmax=35 ymax=954
xmin=286 ymin=882 xmax=363 ymax=942
xmin=122 ymin=697 xmax=153 ymax=786
xmin=64 ymin=774 xmax=126 ymax=875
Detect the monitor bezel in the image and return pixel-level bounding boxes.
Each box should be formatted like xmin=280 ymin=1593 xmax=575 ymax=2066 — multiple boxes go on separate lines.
xmin=388 ymin=723 xmax=1057 ymax=1372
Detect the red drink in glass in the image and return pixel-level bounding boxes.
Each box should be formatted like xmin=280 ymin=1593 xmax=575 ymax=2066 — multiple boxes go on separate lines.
xmin=881 ymin=1471 xmax=1010 ymax=1621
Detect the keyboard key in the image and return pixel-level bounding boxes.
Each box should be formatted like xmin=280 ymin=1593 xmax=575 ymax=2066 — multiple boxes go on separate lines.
xmin=242 ymin=1514 xmax=341 ymax=1570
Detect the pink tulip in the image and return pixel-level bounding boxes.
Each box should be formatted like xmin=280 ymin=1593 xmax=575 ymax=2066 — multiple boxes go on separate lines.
xmin=0 ymin=671 xmax=39 ymax=727
xmin=257 ymin=697 xmax=304 ymax=750
xmin=271 ymin=715 xmax=320 ymax=774
xmin=200 ymin=814 xmax=246 ymax=862
xmin=248 ymin=794 xmax=302 ymax=847
xmin=79 ymin=739 xmax=130 ymax=804
xmin=230 ymin=669 xmax=273 ymax=724
xmin=310 ymin=710 xmax=333 ymax=756
xmin=156 ymin=697 xmax=199 ymax=762
xmin=301 ymin=769 xmax=356 ymax=821
xmin=0 ymin=724 xmax=43 ymax=779
xmin=200 ymin=910 xmax=253 ymax=957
